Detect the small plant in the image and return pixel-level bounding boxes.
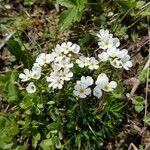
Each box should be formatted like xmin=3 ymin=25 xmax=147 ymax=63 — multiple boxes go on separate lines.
xmin=133 ymin=96 xmax=144 ymax=113
xmin=0 ymin=29 xmax=132 ymax=149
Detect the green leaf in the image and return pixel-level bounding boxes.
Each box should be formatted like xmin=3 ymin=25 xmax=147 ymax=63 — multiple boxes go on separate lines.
xmin=47 ymin=101 xmax=55 ymax=105
xmin=136 ymin=1 xmax=145 ymax=8
xmin=3 ymin=143 xmax=14 ymax=149
xmin=32 ymin=133 xmax=41 ymax=148
xmin=0 ymin=113 xmax=19 ymax=149
xmin=138 ymin=8 xmax=150 ymax=16
xmin=59 ymin=7 xmax=79 ymax=30
xmin=138 ymin=68 xmax=150 ymax=82
xmin=134 ymin=104 xmax=144 ymax=113
xmin=15 ymin=145 xmax=27 ymax=150
xmin=58 ymin=0 xmax=87 ymax=30
xmin=133 ymin=96 xmax=144 ymax=113
xmin=54 ymin=136 xmax=62 ymax=149
xmin=144 ymin=114 xmax=150 ymax=126
xmin=6 ymin=39 xmax=34 ymax=68
xmin=40 ymin=139 xmax=54 ymax=150
xmin=0 ymin=71 xmax=18 ymax=103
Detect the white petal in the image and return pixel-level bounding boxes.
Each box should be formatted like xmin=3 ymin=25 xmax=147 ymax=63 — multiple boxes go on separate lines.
xmin=123 ymin=61 xmax=132 ymax=70
xmin=71 ymin=44 xmax=80 ymax=54
xmin=116 ymin=49 xmax=128 ymax=58
xmin=107 ymin=47 xmax=118 ymax=57
xmin=79 ymin=93 xmax=86 ymax=98
xmin=73 ymin=90 xmax=80 ymax=96
xmin=61 ymin=42 xmax=67 ymax=48
xmin=24 ymin=69 xmax=30 ymax=75
xmin=67 ymin=42 xmax=72 ymax=47
xmin=68 ymin=72 xmax=73 ymax=78
xmin=98 ymin=52 xmax=109 ymax=62
xmin=19 ymin=73 xmax=26 ymax=79
xmin=85 ymin=88 xmax=91 ymax=96
xmin=96 ymin=73 xmax=109 ymax=89
xmin=93 ymin=86 xmax=102 ymax=98
xmin=113 ymin=38 xmax=120 ymax=47
xmin=109 ymin=81 xmax=117 ymax=91
xmin=86 ymin=76 xmax=93 ymax=86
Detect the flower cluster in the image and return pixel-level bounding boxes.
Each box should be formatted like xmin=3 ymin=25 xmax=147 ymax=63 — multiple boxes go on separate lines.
xmin=97 ymin=29 xmax=132 ymax=70
xmin=73 ymin=74 xmax=117 ymax=99
xmin=46 ymin=42 xmax=80 ymax=90
xmin=19 ymin=42 xmax=80 ymax=93
xmin=19 ymin=29 xmax=132 ymax=98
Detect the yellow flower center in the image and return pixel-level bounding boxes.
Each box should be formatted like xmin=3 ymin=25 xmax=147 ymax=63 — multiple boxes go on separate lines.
xmin=104 ymin=85 xmax=109 ymax=92
xmin=80 ymin=88 xmax=84 ymax=93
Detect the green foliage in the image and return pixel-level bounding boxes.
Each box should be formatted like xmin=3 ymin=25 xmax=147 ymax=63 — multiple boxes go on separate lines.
xmin=0 ymin=113 xmax=19 ymax=149
xmin=0 ymin=72 xmax=125 ymax=149
xmin=7 ymin=39 xmax=34 ymax=68
xmin=114 ymin=0 xmax=149 ymax=16
xmin=57 ymin=0 xmax=87 ymax=30
xmin=138 ymin=68 xmax=150 ymax=83
xmin=0 ymin=71 xmax=18 ymax=103
xmin=133 ymin=96 xmax=144 ymax=113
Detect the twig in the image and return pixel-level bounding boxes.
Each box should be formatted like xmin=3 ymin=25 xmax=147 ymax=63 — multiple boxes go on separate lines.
xmin=130 ymin=59 xmax=150 ymax=99
xmin=54 ymin=4 xmax=60 ymax=12
xmin=4 ymin=105 xmax=10 ymax=112
xmin=0 ymin=32 xmax=15 ymax=50
xmin=128 ymin=143 xmax=138 ymax=150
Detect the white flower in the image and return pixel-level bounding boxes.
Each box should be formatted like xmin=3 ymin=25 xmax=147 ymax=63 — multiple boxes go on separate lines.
xmin=48 ymin=77 xmax=64 ymax=90
xmin=97 ymin=29 xmax=120 ymax=50
xmin=73 ymin=83 xmax=91 ymax=98
xmin=95 ymin=73 xmax=117 ymax=92
xmin=77 ymin=76 xmax=93 ymax=86
xmin=32 ymin=63 xmax=42 ymax=72
xmin=93 ymin=86 xmax=102 ymax=98
xmin=98 ymin=38 xmax=114 ymax=50
xmin=121 ymin=54 xmax=132 ymax=70
xmin=26 ymin=82 xmax=36 ymax=93
xmin=116 ymin=49 xmax=128 ymax=58
xmin=110 ymin=58 xmax=122 ymax=68
xmin=76 ymin=56 xmax=90 ymax=68
xmin=107 ymin=47 xmax=119 ymax=58
xmin=46 ymin=72 xmax=58 ymax=82
xmin=55 ymin=44 xmax=64 ymax=54
xmin=60 ymin=68 xmax=73 ymax=81
xmin=31 ymin=70 xmax=41 ymax=80
xmin=98 ymin=52 xmax=109 ymax=62
xmin=88 ymin=57 xmax=99 ymax=70
xmin=36 ymin=53 xmax=54 ymax=66
xmin=97 ymin=29 xmax=113 ymax=40
xmin=19 ymin=69 xmax=32 ymax=82
xmin=51 ymin=63 xmax=62 ymax=72
xmin=58 ymin=57 xmax=73 ymax=69
xmin=31 ymin=63 xmax=42 ymax=80
xmin=54 ymin=42 xmax=80 ymax=55
xmin=47 ymin=72 xmax=64 ymax=90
